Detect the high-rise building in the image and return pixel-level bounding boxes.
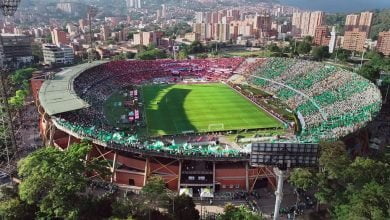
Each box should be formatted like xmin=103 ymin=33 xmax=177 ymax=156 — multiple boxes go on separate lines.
xmin=377 ymin=31 xmax=390 ymax=56
xmin=218 ymin=24 xmax=230 ymax=42
xmin=0 ymin=34 xmax=33 ymax=68
xmin=253 ymin=14 xmax=272 ymax=38
xmin=345 ymin=14 xmax=360 ymax=31
xmin=133 ymin=31 xmax=163 ymax=46
xmin=227 ymin=9 xmax=240 ymax=20
xmin=66 ymin=23 xmax=77 ymax=35
xmin=300 ymin=12 xmax=312 ymax=36
xmin=358 ymin=12 xmax=374 ymax=36
xmin=51 ymin=28 xmax=70 ymax=46
xmin=161 ymin=4 xmax=167 ymax=18
xmin=133 ymin=32 xmax=142 ymax=45
xmin=308 ymin=11 xmax=325 ymax=36
xmin=292 ymin=11 xmax=325 ymax=37
xmin=313 ymin=26 xmax=330 ymax=46
xmin=126 ymin=0 xmax=142 ymax=9
xmin=184 ymin=33 xmax=200 ymax=42
xmin=344 ymin=11 xmax=373 ymax=37
xmin=193 ymin=8 xmax=274 ymax=42
xmin=100 ymin=25 xmax=111 ymax=41
xmin=118 ymin=28 xmax=130 ymax=42
xmin=56 ymin=2 xmax=75 ymax=14
xmin=342 ymin=28 xmax=366 ymax=52
xmin=292 ymin=12 xmax=302 ymax=37
xmin=156 ymin=9 xmax=161 ymax=20
xmin=32 ymin=28 xmax=43 ymax=38
xmin=79 ymin=19 xmax=88 ymax=32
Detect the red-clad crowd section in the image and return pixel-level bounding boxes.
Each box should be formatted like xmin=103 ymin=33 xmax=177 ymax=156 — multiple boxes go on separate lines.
xmin=59 ymin=58 xmax=245 ymax=135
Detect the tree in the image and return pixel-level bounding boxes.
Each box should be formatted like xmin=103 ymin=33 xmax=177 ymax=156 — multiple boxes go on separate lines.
xmin=168 ymin=195 xmax=199 ymax=220
xmin=10 ymin=68 xmax=36 ymax=87
xmin=0 ymin=198 xmax=36 ymax=219
xmin=318 ymin=141 xmax=351 ymax=179
xmin=32 ymin=43 xmax=44 ymax=62
xmin=334 ymin=181 xmax=390 ymax=220
xmin=312 ymin=46 xmax=330 ymax=61
xmin=0 ymin=185 xmax=37 ymax=219
xmin=189 ymin=41 xmax=205 ymax=54
xmin=128 ymin=32 xmax=136 ymax=40
xmin=218 ymin=204 xmax=263 ymax=220
xmin=303 ymin=36 xmax=313 ymax=43
xmin=111 ymin=197 xmax=134 ymax=219
xmin=9 ymin=89 xmax=28 ymax=109
xmin=106 ymin=39 xmax=116 ymax=45
xmin=78 ymin=195 xmax=113 ymax=219
xmin=112 ymin=53 xmax=127 ymax=61
xmin=297 ymin=41 xmax=312 ymax=55
xmin=267 ymin=43 xmax=280 ymax=53
xmin=289 ymin=168 xmax=316 ymax=191
xmin=126 ymin=52 xmax=136 ymax=59
xmin=358 ymin=64 xmax=380 ymax=82
xmin=196 ymin=53 xmax=208 ymax=59
xmin=370 ymin=9 xmax=390 ymax=40
xmin=141 ymin=176 xmax=170 ymax=210
xmin=135 ymin=48 xmax=167 ymax=60
xmin=289 ymin=141 xmax=390 ymax=219
xmin=165 ymin=22 xmax=192 ymax=37
xmin=178 ymin=49 xmax=189 ymax=60
xmin=331 ymin=48 xmax=351 ymax=62
xmin=17 ymin=142 xmax=108 ymax=218
xmin=358 ymin=51 xmax=390 ymax=82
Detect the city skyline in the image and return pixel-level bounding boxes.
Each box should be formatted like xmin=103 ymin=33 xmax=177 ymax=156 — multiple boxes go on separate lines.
xmin=279 ymin=0 xmax=390 ymax=12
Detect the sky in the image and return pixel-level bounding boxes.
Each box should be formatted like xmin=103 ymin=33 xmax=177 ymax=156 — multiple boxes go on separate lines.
xmin=278 ymin=0 xmax=390 ymax=13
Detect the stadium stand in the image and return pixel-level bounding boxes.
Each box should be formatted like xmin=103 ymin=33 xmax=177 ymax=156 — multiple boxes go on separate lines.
xmin=41 ymin=57 xmax=381 ymax=156
xmin=244 ymin=58 xmax=382 ymax=142
xmin=55 ymin=58 xmax=245 ymax=157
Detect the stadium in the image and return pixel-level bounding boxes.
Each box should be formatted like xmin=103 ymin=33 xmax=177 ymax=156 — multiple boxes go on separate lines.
xmin=32 ymin=57 xmax=382 ymax=195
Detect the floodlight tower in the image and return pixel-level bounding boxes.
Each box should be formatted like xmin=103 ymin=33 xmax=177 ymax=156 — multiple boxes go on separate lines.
xmin=87 ymin=5 xmax=98 ymax=62
xmin=250 ymin=142 xmax=319 ymax=220
xmin=0 ymin=0 xmax=21 ymax=173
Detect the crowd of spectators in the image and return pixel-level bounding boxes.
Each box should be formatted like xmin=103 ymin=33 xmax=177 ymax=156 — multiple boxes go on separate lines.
xmin=54 ymin=56 xmax=381 ymax=149
xmin=56 ymin=58 xmax=245 ymax=157
xmin=245 ymin=58 xmax=382 ymax=142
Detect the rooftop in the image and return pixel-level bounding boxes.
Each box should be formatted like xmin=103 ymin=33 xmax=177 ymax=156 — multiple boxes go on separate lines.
xmin=39 ymin=61 xmax=107 ymax=115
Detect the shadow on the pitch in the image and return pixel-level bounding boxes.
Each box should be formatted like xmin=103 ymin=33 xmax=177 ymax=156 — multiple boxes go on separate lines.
xmin=144 ymin=85 xmax=197 ymax=136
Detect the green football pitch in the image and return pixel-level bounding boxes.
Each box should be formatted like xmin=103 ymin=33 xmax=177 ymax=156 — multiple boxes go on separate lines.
xmin=142 ymin=83 xmax=284 ymax=136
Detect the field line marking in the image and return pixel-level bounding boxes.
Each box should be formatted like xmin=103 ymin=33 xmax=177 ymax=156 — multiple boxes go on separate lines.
xmin=226 ymin=84 xmax=288 ymax=127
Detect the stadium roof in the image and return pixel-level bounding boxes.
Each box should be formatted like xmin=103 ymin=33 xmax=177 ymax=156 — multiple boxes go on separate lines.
xmin=39 ymin=61 xmax=107 ymax=116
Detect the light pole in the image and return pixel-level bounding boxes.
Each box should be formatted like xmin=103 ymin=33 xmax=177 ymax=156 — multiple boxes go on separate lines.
xmin=0 ymin=0 xmax=20 ymax=16
xmin=87 ymin=5 xmax=98 ymax=63
xmin=273 ymin=168 xmax=287 ymax=220
xmin=0 ymin=70 xmax=17 ymax=151
xmin=0 ymin=0 xmax=21 ymax=174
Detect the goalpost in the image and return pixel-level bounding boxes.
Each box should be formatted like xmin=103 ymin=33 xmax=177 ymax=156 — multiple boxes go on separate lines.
xmin=208 ymin=123 xmax=224 ymax=131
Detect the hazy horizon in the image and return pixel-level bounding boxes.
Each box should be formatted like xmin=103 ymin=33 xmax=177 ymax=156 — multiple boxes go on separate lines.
xmin=278 ymin=0 xmax=390 ymax=13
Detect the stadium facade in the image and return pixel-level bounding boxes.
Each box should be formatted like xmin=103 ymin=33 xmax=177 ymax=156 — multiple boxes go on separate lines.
xmin=31 ymin=58 xmax=382 ymax=193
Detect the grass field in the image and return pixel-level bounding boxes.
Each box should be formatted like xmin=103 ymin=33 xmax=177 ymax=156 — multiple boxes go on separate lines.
xmin=103 ymin=91 xmax=130 ymax=129
xmin=221 ymin=49 xmax=273 ymax=58
xmin=142 ymin=83 xmax=283 ymax=136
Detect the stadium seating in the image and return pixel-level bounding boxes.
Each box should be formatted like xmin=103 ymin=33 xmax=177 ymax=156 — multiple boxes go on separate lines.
xmin=244 ymin=57 xmax=382 ymax=142
xmin=55 ymin=57 xmax=382 ymax=151
xmin=56 ymin=58 xmax=245 ymax=157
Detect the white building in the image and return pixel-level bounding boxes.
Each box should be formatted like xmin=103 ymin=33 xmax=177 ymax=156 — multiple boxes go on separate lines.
xmin=125 ymin=0 xmax=142 ymax=9
xmin=328 ymin=26 xmax=337 ymax=53
xmin=42 ymin=44 xmax=74 ymax=65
